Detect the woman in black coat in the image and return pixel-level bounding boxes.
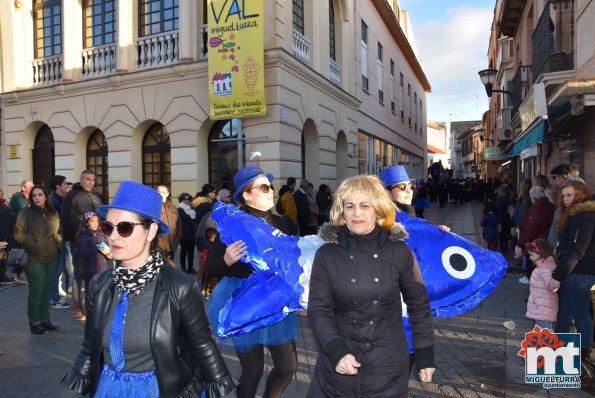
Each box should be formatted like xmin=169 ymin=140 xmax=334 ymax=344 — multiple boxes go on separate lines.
xmin=552 ymin=178 xmax=595 ymax=363
xmin=307 ymin=175 xmax=435 ymax=397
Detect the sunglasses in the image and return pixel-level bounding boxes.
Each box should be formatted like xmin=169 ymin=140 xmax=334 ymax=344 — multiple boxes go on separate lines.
xmin=183 ymin=197 xmax=192 ymax=201
xmin=391 ymin=182 xmax=416 ymax=192
xmin=101 ymin=221 xmax=145 ymax=238
xmin=250 ymin=184 xmax=275 ymax=193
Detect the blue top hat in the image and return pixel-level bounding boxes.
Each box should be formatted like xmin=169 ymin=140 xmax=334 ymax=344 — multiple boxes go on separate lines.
xmin=96 ymin=181 xmax=170 ymax=235
xmin=380 ymin=165 xmax=411 ymax=187
xmin=233 ymin=164 xmax=273 ymax=203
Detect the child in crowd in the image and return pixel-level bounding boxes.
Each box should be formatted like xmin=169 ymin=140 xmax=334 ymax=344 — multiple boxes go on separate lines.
xmin=525 ymin=238 xmax=559 ymax=331
xmin=76 ymin=212 xmax=111 ymax=303
xmin=480 ymin=201 xmax=500 ymax=251
xmin=200 ymin=227 xmax=218 ymax=297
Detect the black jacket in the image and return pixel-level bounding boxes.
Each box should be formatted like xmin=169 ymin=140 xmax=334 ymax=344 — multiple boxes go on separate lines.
xmin=553 ymin=200 xmax=595 ymax=281
xmin=61 ymin=263 xmax=237 ymax=397
xmin=61 ymin=183 xmax=103 ymax=241
xmin=316 ymin=190 xmax=332 ymax=217
xmin=0 ymin=203 xmax=16 ymax=247
xmin=307 ymin=223 xmax=434 ymax=397
xmin=293 ymin=189 xmax=310 ymax=236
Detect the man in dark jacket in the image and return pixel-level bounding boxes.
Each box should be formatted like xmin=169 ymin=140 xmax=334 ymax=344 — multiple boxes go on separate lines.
xmin=49 ymin=175 xmax=71 ymax=308
xmin=0 ymin=186 xmax=16 ymax=284
xmin=316 ymin=184 xmax=332 ymax=226
xmin=293 ymin=179 xmax=311 ymax=236
xmin=8 ymin=180 xmax=34 ymax=218
xmin=60 ymin=170 xmax=103 ymax=320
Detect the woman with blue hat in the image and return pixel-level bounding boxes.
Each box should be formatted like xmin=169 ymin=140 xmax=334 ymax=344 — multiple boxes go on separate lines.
xmin=380 ymin=165 xmax=419 ymax=217
xmin=61 ymin=181 xmax=236 ymax=398
xmin=380 ymin=166 xmax=450 ymax=230
xmin=206 ymin=164 xmax=298 ymax=398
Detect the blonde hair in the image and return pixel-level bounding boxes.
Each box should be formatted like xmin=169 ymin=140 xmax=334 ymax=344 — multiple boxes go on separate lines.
xmin=330 ymin=175 xmax=396 ymax=228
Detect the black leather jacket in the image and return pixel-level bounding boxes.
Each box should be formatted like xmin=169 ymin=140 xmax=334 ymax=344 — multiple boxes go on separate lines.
xmin=61 ymin=263 xmax=237 ymax=397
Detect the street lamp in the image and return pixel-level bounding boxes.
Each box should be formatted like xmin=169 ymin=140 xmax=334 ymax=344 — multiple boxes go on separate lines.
xmin=476 ymin=128 xmax=494 ymax=143
xmin=478 ymin=68 xmax=513 ymax=98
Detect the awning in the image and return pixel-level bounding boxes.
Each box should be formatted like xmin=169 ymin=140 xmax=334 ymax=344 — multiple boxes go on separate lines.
xmin=507 ymin=119 xmax=546 ymax=157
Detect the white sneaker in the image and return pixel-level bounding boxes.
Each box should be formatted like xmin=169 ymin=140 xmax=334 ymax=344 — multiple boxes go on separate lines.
xmin=518 ymin=276 xmax=530 ymax=284
xmin=51 ymin=298 xmax=71 ymax=309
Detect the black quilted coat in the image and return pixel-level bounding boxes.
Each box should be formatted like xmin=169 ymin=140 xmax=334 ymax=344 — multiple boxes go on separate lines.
xmin=307 ymin=223 xmax=434 ymax=397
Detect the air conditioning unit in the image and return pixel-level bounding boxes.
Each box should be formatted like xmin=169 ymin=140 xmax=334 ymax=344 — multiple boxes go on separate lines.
xmin=498 ymin=128 xmax=513 ymax=141
xmin=496 ymin=107 xmax=513 ymax=141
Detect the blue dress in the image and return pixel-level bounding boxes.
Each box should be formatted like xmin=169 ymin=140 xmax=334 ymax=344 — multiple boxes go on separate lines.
xmin=207 ymin=276 xmax=298 ymax=352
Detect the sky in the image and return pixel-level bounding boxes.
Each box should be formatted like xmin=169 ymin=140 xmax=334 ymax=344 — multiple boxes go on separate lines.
xmin=399 ymin=0 xmax=496 ymax=124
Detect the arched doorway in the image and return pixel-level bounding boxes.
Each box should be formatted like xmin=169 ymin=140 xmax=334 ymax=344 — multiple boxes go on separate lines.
xmin=208 ymin=118 xmax=245 ymax=190
xmin=142 ymin=122 xmax=171 ymax=187
xmin=336 ymin=131 xmax=348 ymax=183
xmin=32 ymin=124 xmax=55 ymax=187
xmin=301 ymin=119 xmax=320 ymax=183
xmin=86 ymin=129 xmax=109 ymax=203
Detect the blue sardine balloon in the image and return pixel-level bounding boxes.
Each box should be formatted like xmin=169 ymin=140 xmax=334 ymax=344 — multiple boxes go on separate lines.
xmin=211 ymin=202 xmax=507 ymax=338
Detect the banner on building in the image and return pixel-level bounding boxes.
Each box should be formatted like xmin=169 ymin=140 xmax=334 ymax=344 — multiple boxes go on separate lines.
xmin=207 ymin=0 xmax=266 ymax=119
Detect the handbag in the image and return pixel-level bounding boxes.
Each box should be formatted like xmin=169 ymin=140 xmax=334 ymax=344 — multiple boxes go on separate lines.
xmin=7 ymin=207 xmax=33 ymax=268
xmin=6 ymin=248 xmax=28 ymax=267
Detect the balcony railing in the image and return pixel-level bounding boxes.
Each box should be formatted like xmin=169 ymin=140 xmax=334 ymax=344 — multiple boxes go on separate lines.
xmin=32 ymin=55 xmax=63 ymax=86
xmin=512 ymin=64 xmax=533 ymax=116
xmin=200 ymin=24 xmax=208 ymax=59
xmin=136 ymin=31 xmax=180 ymax=70
xmin=81 ymin=43 xmax=117 ymax=79
xmin=532 ymin=0 xmax=574 ymax=80
xmin=329 ymin=58 xmax=341 ymax=85
xmin=292 ymin=28 xmax=310 ymax=65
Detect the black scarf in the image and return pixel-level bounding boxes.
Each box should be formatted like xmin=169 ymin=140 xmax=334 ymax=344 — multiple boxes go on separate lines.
xmin=113 ymin=252 xmax=163 ymax=295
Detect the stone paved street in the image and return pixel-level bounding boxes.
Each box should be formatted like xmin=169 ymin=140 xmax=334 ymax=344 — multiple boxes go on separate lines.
xmin=0 ymin=201 xmax=592 ymax=397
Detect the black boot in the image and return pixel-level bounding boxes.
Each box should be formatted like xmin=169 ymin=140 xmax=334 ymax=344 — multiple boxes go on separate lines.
xmin=40 ymin=321 xmax=59 ymax=331
xmin=30 ymin=323 xmax=48 ymax=335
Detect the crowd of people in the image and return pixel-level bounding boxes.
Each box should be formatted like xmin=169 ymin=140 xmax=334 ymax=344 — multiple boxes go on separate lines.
xmin=475 ymin=163 xmax=595 ymax=379
xmin=1 ymin=161 xmax=594 ymax=396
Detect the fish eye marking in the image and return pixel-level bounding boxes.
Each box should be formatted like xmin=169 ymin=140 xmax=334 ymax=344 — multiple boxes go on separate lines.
xmin=441 ymin=246 xmax=476 ymax=279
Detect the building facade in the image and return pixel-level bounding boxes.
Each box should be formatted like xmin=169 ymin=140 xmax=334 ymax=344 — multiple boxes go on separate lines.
xmin=0 ymin=0 xmax=429 ymax=199
xmin=426 ymin=120 xmax=448 ymax=172
xmin=480 ymin=0 xmax=595 ymax=188
xmin=450 ymin=120 xmax=481 ymax=179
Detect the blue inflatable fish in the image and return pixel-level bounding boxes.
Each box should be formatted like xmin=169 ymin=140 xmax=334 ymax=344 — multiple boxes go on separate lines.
xmin=211 ymin=202 xmax=507 ymax=338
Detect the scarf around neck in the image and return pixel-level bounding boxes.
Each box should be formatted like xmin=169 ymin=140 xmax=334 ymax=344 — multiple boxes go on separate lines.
xmin=179 ymin=202 xmax=196 ymax=220
xmin=113 ymin=252 xmax=163 ymax=295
